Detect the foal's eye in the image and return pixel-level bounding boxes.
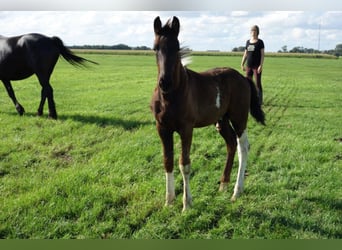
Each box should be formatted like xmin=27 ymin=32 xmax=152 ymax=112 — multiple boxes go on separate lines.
xmin=154 ymin=45 xmax=160 ymax=51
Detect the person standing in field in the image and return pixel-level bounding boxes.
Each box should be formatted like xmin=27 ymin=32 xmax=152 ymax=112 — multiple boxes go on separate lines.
xmin=241 ymin=25 xmax=265 ymax=105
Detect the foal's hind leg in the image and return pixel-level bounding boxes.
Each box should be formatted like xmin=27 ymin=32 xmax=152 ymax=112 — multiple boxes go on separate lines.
xmin=231 ymin=130 xmax=249 ymax=202
xmin=216 ymin=117 xmax=237 ymax=192
xmin=1 ymin=80 xmax=25 ymax=115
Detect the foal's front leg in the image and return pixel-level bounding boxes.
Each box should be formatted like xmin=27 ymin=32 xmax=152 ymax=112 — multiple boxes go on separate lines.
xmin=157 ymin=125 xmax=175 ymax=206
xmin=179 ymin=128 xmax=193 ymax=212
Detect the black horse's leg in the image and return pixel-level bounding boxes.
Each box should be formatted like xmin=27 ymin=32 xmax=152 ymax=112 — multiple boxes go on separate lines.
xmin=1 ymin=80 xmax=25 ymax=115
xmin=37 ymin=93 xmax=46 ymax=117
xmin=37 ymin=75 xmax=57 ymax=119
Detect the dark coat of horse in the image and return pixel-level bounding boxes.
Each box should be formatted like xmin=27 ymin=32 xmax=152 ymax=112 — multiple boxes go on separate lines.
xmin=0 ymin=33 xmax=97 ymax=119
xmin=150 ymin=16 xmax=265 ymax=212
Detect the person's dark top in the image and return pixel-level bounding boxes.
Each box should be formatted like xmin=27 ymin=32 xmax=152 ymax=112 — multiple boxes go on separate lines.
xmin=245 ymin=39 xmax=264 ymax=68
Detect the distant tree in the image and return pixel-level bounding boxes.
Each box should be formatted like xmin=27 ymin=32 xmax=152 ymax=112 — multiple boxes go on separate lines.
xmin=232 ymin=46 xmax=245 ymax=52
xmin=304 ymin=48 xmax=315 ymax=54
xmin=289 ymin=46 xmax=316 ymax=53
xmin=335 ymin=44 xmax=342 ymax=57
xmin=290 ymin=46 xmax=305 ymax=53
xmin=281 ymin=45 xmax=287 ymax=53
xmin=112 ymin=44 xmax=131 ymax=50
xmin=133 ymin=46 xmax=152 ymax=50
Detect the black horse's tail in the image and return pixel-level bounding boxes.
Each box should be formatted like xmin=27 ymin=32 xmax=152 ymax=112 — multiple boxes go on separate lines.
xmin=52 ymin=36 xmax=98 ymax=67
xmin=247 ymin=77 xmax=266 ymax=125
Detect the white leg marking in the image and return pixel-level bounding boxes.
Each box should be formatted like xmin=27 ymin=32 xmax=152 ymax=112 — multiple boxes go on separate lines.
xmin=179 ymin=164 xmax=192 ymax=211
xmin=215 ymin=86 xmax=221 ymax=109
xmin=165 ymin=172 xmax=175 ymax=206
xmin=232 ymin=130 xmax=249 ymax=201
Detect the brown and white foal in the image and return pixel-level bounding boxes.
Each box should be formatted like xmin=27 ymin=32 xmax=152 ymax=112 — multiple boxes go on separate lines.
xmin=150 ymin=16 xmax=265 ymax=212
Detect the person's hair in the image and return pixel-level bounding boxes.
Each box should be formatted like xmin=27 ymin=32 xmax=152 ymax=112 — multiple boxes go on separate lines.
xmin=251 ymin=25 xmax=260 ymax=35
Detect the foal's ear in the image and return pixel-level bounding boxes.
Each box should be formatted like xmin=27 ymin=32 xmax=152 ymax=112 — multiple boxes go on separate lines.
xmin=154 ymin=16 xmax=162 ymax=35
xmin=170 ymin=16 xmax=180 ymax=36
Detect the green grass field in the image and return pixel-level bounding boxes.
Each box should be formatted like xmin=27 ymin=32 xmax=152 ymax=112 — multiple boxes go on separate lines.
xmin=0 ymin=52 xmax=341 ymax=239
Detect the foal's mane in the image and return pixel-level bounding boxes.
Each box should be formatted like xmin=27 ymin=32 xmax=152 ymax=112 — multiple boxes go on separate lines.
xmin=180 ymin=46 xmax=192 ymax=67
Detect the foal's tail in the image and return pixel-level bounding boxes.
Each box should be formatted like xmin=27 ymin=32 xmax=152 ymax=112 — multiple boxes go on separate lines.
xmin=52 ymin=36 xmax=98 ymax=67
xmin=247 ymin=77 xmax=266 ymax=125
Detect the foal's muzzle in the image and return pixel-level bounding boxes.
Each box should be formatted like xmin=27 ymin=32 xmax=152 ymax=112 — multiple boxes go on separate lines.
xmin=158 ymin=76 xmax=173 ymax=94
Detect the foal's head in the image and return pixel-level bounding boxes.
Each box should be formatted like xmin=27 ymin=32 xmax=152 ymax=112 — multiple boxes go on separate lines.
xmin=153 ymin=16 xmax=182 ymax=94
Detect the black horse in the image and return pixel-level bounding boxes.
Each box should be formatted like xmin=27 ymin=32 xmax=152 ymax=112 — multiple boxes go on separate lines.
xmin=0 ymin=33 xmax=97 ymax=119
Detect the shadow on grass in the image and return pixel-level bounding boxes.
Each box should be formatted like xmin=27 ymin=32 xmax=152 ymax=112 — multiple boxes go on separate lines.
xmin=58 ymin=114 xmax=153 ymax=130
xmin=3 ymin=111 xmax=153 ymax=131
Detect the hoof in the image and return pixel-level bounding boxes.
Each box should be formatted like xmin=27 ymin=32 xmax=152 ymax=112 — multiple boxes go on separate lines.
xmin=231 ymin=188 xmax=243 ymax=202
xmin=219 ymin=182 xmax=228 ymax=192
xmin=48 ymin=115 xmax=58 ymax=120
xmin=182 ymin=207 xmax=190 ymax=213
xmin=16 ymin=105 xmax=25 ymax=116
xmin=165 ymin=202 xmax=173 ymax=207
xmin=231 ymin=192 xmax=242 ymax=202
xmin=181 ymin=195 xmax=192 ymax=212
xmin=165 ymin=193 xmax=175 ymax=207
xmin=165 ymin=200 xmax=174 ymax=207
xmin=230 ymin=195 xmax=237 ymax=202
xmin=182 ymin=202 xmax=192 ymax=213
xmin=48 ymin=112 xmax=58 ymax=120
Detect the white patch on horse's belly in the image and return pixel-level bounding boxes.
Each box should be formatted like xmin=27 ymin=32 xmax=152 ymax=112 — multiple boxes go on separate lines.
xmin=215 ymin=87 xmax=221 ymax=108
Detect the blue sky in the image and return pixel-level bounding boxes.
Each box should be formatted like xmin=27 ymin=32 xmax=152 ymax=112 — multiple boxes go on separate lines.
xmin=0 ymin=2 xmax=341 ymax=52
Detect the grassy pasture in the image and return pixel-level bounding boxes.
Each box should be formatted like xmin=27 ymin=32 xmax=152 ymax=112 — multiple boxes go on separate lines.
xmin=0 ymin=52 xmax=341 ymax=239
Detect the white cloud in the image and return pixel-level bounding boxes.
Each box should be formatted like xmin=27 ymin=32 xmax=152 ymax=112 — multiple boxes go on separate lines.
xmin=292 ymin=28 xmax=304 ymax=40
xmin=231 ymin=11 xmax=249 ymax=17
xmin=0 ymin=11 xmax=341 ymax=51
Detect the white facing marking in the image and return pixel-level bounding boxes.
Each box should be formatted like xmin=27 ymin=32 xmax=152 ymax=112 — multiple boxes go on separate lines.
xmin=215 ymin=86 xmax=221 ymax=109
